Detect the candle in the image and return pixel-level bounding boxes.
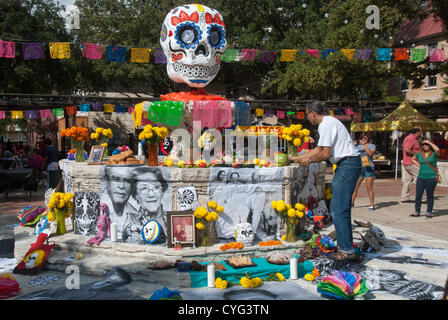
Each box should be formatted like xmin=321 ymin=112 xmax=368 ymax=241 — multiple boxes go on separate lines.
xmin=207 ymin=263 xmax=215 ymax=288
xmin=290 ymin=257 xmax=298 ymax=280
xmin=111 ymin=222 xmax=117 ymax=242
xmin=138 ymin=142 xmax=143 ymax=156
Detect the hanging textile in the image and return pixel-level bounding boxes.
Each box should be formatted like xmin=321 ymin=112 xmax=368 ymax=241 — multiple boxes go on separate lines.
xmin=394 ymin=48 xmax=409 ymax=61
xmin=0 ymin=41 xmax=15 ymax=58
xmin=106 ymin=46 xmax=126 ymax=63
xmin=430 ymin=48 xmax=446 ymax=62
xmin=128 ymin=106 xmax=135 ymax=114
xmin=52 ymin=108 xmax=64 ymax=118
xmin=241 ymin=49 xmax=258 ymax=61
xmin=103 ymin=104 xmax=115 ymax=113
xmin=329 ymin=110 xmax=335 ymax=116
xmin=255 ymin=108 xmax=264 ymax=117
xmin=65 ymin=106 xmax=77 ymax=115
xmin=354 ymin=49 xmax=373 ymax=60
xmin=91 ymin=102 xmax=103 ymax=111
xmin=0 ymin=111 xmax=6 ymax=119
xmin=24 ymin=110 xmax=37 ymax=119
xmin=78 ymin=104 xmax=90 ymax=112
xmin=21 ymin=43 xmax=45 ymax=60
xmin=148 ymin=101 xmax=184 ymax=126
xmin=154 ymin=48 xmax=167 ymax=64
xmin=114 ymin=105 xmax=127 ymax=113
xmin=265 ymin=109 xmax=274 ymax=117
xmin=39 ymin=109 xmax=52 ymax=119
xmin=192 ymin=100 xmax=232 ymax=128
xmin=258 ymin=51 xmax=276 ymax=63
xmin=410 ymin=48 xmax=427 ymax=62
xmin=11 ymin=111 xmax=24 ymax=119
xmin=345 ymin=108 xmax=354 ymax=116
xmin=280 ymin=49 xmax=298 ymax=62
xmin=340 ymin=49 xmax=357 ymax=60
xmin=234 ymin=101 xmax=251 ymax=126
xmin=131 ymin=48 xmax=151 ymax=63
xmin=49 ymin=42 xmax=70 ymax=59
xmin=81 ymin=43 xmax=103 ymax=60
xmin=303 ymin=49 xmax=319 ymax=59
xmin=133 ymin=102 xmax=144 ymax=128
xmin=296 ymin=111 xmax=305 ymax=120
xmin=376 ymin=48 xmax=392 ymax=61
xmin=321 ymin=49 xmax=336 ymax=59
xmin=220 ymin=49 xmax=238 ymax=62
xmin=276 ymin=110 xmax=285 ymax=119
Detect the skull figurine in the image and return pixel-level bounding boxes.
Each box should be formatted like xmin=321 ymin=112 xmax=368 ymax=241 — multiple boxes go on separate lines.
xmin=234 ymin=222 xmax=255 ymax=245
xmin=160 ymin=4 xmax=227 ymax=88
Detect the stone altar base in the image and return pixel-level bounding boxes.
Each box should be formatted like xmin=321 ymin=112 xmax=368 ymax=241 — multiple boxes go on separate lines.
xmin=14 ymin=225 xmax=304 ymax=287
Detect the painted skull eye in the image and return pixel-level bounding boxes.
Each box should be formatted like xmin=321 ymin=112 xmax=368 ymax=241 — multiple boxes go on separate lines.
xmin=207 ymin=24 xmax=225 ymax=48
xmin=175 ymin=23 xmax=202 ymax=49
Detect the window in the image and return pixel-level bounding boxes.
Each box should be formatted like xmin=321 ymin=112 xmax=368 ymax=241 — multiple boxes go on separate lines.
xmin=426 ymin=43 xmax=438 ymax=88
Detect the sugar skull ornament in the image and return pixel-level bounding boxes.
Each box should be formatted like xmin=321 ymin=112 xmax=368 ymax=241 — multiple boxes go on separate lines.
xmin=142 ymin=220 xmax=162 ymax=244
xmin=234 ymin=222 xmax=255 ymax=245
xmin=160 ymin=4 xmax=227 ymax=88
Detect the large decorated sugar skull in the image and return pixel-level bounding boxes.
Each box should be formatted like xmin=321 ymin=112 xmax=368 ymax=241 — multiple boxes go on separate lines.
xmin=160 ymin=4 xmax=227 ymax=88
xmin=234 ymin=222 xmax=255 ymax=245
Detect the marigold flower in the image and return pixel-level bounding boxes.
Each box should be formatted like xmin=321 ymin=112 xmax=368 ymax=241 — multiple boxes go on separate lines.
xmin=195 ymin=222 xmax=204 ymax=230
xmin=276 ymin=273 xmax=285 ymax=281
xmin=216 ymin=206 xmax=224 ymax=213
xmin=207 ymin=201 xmax=217 ymax=209
xmin=304 ymin=274 xmax=315 ymax=281
xmin=312 ymin=268 xmax=320 ymax=278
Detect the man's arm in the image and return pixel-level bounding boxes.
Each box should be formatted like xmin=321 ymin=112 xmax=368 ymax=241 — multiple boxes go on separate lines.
xmin=290 ymin=146 xmax=331 ymax=167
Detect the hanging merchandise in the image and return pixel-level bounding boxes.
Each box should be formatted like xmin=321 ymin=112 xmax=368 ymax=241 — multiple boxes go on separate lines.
xmin=0 ymin=111 xmax=5 ymax=119
xmin=265 ymin=109 xmax=274 ymax=117
xmin=340 ymin=49 xmax=357 ymax=60
xmin=103 ymin=104 xmax=115 ymax=113
xmin=296 ymin=111 xmax=305 ymax=120
xmin=394 ymin=48 xmax=409 ymax=61
xmin=91 ymin=102 xmax=103 ymax=111
xmin=276 ymin=110 xmax=285 ymax=119
xmin=52 ymin=108 xmax=64 ymax=118
xmin=49 ymin=42 xmax=70 ymax=59
xmin=303 ymin=49 xmax=319 ymax=59
xmin=241 ymin=49 xmax=258 ymax=61
xmin=255 ymin=108 xmax=264 ymax=117
xmin=258 ymin=50 xmax=276 ymax=63
xmin=11 ymin=111 xmax=24 ymax=119
xmin=106 ymin=46 xmax=126 ymax=63
xmin=234 ymin=101 xmax=251 ymax=126
xmin=39 ymin=109 xmax=52 ymax=119
xmin=280 ymin=49 xmax=298 ymax=62
xmin=65 ymin=106 xmax=77 ymax=116
xmin=24 ymin=110 xmax=37 ymax=119
xmin=321 ymin=49 xmax=336 ymax=59
xmin=127 ymin=106 xmax=135 ymax=114
xmin=354 ymin=49 xmax=373 ymax=60
xmin=192 ymin=100 xmax=232 ymax=128
xmin=0 ymin=41 xmax=15 ymax=58
xmin=81 ymin=43 xmax=103 ymax=60
xmin=329 ymin=110 xmax=335 ymax=116
xmin=148 ymin=101 xmax=184 ymax=126
xmin=154 ymin=48 xmax=167 ymax=64
xmin=133 ymin=102 xmax=144 ymax=128
xmin=21 ymin=42 xmax=45 ymax=60
xmin=78 ymin=104 xmax=90 ymax=112
xmin=376 ymin=48 xmax=392 ymax=61
xmin=131 ymin=48 xmax=151 ymax=63
xmin=410 ymin=48 xmax=427 ymax=62
xmin=114 ymin=105 xmax=127 ymax=113
xmin=220 ymin=49 xmax=238 ymax=62
xmin=430 ymin=48 xmax=446 ymax=62
xmin=345 ymin=108 xmax=354 ymax=116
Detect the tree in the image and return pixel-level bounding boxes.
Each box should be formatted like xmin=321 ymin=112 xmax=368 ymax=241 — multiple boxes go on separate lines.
xmin=0 ymin=0 xmax=75 ymax=93
xmin=431 ymin=0 xmax=448 ymax=29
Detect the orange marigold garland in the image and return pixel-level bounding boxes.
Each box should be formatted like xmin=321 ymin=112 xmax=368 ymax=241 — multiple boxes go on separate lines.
xmin=220 ymin=242 xmax=244 ymax=251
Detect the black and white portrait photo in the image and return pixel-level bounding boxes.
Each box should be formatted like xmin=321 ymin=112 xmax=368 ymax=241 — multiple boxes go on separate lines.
xmin=208 ymin=167 xmax=284 ymax=242
xmin=74 ymin=192 xmax=100 ymax=236
xmin=100 ymin=165 xmax=173 ymax=245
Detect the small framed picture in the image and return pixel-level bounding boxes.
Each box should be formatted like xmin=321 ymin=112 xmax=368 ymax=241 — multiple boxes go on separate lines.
xmin=166 ymin=211 xmax=196 ymax=248
xmin=88 ymin=145 xmax=105 ymax=165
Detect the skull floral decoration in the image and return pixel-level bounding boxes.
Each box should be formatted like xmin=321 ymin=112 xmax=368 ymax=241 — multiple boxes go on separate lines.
xmin=234 ymin=222 xmax=255 ymax=245
xmin=160 ymin=4 xmax=227 ymax=88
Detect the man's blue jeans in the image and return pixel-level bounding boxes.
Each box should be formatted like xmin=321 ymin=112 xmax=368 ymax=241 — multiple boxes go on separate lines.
xmin=330 ymin=157 xmax=362 ymax=254
xmin=415 ymin=177 xmax=437 ymax=214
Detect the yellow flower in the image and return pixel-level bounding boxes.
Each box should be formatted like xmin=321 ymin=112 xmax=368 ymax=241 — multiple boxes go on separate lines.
xmin=47 ymin=211 xmax=55 ymax=222
xmin=295 ymin=203 xmax=305 ymax=211
xmin=276 ymin=273 xmax=285 ymax=281
xmin=95 ymin=128 xmax=103 ymax=134
xmin=304 ymin=274 xmax=315 ymax=281
xmin=57 ymin=200 xmax=66 ymax=209
xmin=297 ymin=211 xmax=304 ymax=218
xmin=194 ymin=207 xmax=207 ymax=219
xmin=138 ymin=132 xmax=145 ymax=140
xmin=216 ymin=206 xmax=224 ymax=213
xmin=281 ymin=235 xmax=286 ymax=241
xmin=276 ymin=202 xmax=286 ymax=212
xmin=101 ymin=143 xmax=108 ymax=147
xmin=207 ymin=201 xmax=217 ymax=209
xmin=293 ymin=138 xmax=301 ymax=146
xmin=251 ymin=277 xmax=262 ymax=287
xmin=144 ymin=131 xmax=153 ymax=140
xmin=286 ymin=135 xmax=293 ymax=142
xmin=288 ymin=208 xmax=296 ymax=218
xmin=253 ymin=158 xmax=260 ymax=165
xmin=144 ymin=125 xmax=152 ymax=132
xmin=240 ymin=277 xmax=251 ymax=288
xmin=271 ymin=200 xmax=277 ymax=210
xmin=304 ymin=136 xmax=310 ymax=143
xmin=286 ymin=204 xmax=292 ymax=210
xmin=64 ymin=193 xmax=74 ymax=202
xmin=196 ymin=222 xmax=205 ymax=230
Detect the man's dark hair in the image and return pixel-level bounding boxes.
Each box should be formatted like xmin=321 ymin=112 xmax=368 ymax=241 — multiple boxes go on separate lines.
xmin=410 ymin=128 xmax=421 ymax=134
xmin=306 ymin=100 xmax=327 ymax=115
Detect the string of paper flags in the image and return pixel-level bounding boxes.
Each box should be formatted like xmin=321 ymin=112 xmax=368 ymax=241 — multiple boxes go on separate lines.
xmin=0 ymin=40 xmax=447 ymax=63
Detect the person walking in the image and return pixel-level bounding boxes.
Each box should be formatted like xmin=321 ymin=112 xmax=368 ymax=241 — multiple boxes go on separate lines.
xmin=289 ymin=100 xmax=362 ymax=262
xmin=401 ymin=127 xmax=422 ymax=203
xmin=410 ymin=140 xmax=440 ymax=218
xmin=352 ymin=132 xmax=376 ymax=210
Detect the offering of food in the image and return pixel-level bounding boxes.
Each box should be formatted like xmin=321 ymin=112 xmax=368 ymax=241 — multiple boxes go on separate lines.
xmin=228 ymin=255 xmax=254 ymax=268
xmin=265 ymin=251 xmax=291 ymax=265
xmin=105 ymin=148 xmax=143 ymax=165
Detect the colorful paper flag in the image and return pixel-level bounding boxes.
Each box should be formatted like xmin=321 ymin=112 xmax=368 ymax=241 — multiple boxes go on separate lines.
xmin=340 ymin=49 xmax=357 ymax=60
xmin=65 ymin=106 xmax=77 ymax=115
xmin=255 ymin=108 xmax=264 ymax=117
xmin=321 ymin=49 xmax=336 ymax=59
xmin=11 ymin=111 xmax=24 ymax=119
xmin=376 ymin=48 xmax=392 ymax=61
xmin=49 ymin=42 xmax=70 ymax=59
xmin=22 ymin=42 xmax=45 ymax=60
xmin=154 ymin=48 xmax=167 ymax=64
xmin=354 ymin=49 xmax=373 ymax=60
xmin=394 ymin=48 xmax=409 ymax=61
xmin=410 ymin=48 xmax=426 ymax=62
xmin=131 ymin=48 xmax=151 ymax=63
xmin=115 ymin=105 xmax=127 ymax=113
xmin=39 ymin=109 xmax=52 ymax=119
xmin=103 ymin=104 xmax=115 ymax=113
xmin=258 ymin=51 xmax=276 ymax=63
xmin=280 ymin=49 xmax=298 ymax=62
xmin=91 ymin=102 xmax=103 ymax=111
xmin=82 ymin=43 xmax=103 ymax=60
xmin=78 ymin=104 xmax=90 ymax=112
xmin=430 ymin=48 xmax=446 ymax=62
xmin=276 ymin=110 xmax=285 ymax=119
xmin=0 ymin=111 xmax=5 ymax=119
xmin=241 ymin=49 xmax=258 ymax=61
xmin=303 ymin=49 xmax=319 ymax=59
xmin=0 ymin=41 xmax=15 ymax=58
xmin=24 ymin=110 xmax=37 ymax=119
xmin=106 ymin=46 xmax=126 ymax=63
xmin=220 ymin=49 xmax=238 ymax=62
xmin=52 ymin=108 xmax=64 ymax=118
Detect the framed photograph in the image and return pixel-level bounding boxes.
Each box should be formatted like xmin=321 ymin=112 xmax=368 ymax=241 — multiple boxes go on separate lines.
xmin=166 ymin=211 xmax=196 ymax=248
xmin=88 ymin=145 xmax=105 ymax=165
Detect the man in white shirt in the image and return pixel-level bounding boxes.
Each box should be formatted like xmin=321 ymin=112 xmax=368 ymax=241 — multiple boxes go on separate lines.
xmin=290 ymin=100 xmax=362 ymax=262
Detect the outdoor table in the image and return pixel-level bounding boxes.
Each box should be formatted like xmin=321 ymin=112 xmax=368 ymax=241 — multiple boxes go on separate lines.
xmin=0 ymin=168 xmax=35 ymax=201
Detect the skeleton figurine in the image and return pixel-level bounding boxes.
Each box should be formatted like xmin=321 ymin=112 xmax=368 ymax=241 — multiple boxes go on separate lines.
xmin=87 ymin=203 xmax=111 ymax=246
xmin=160 ymin=4 xmax=227 ymax=88
xmin=234 ymin=222 xmax=255 ymax=245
